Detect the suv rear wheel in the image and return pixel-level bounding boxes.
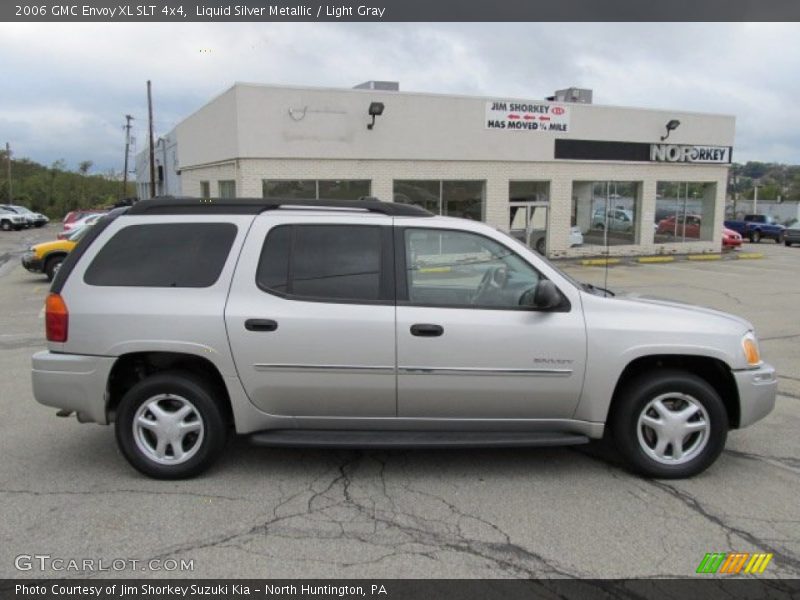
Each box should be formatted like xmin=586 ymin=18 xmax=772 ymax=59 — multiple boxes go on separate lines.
xmin=115 ymin=371 xmax=228 ymax=479
xmin=610 ymin=369 xmax=727 ymax=478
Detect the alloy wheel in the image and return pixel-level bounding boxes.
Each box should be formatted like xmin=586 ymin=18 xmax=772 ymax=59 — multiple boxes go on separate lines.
xmin=636 ymin=392 xmax=710 ymax=465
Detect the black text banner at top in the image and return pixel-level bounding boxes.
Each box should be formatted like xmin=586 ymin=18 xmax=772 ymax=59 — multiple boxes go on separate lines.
xmin=3 ymin=0 xmax=800 ymax=22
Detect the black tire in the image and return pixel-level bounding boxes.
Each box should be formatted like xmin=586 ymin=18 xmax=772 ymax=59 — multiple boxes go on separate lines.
xmin=115 ymin=371 xmax=228 ymax=479
xmin=0 ymin=220 xmax=10 ymax=231
xmin=535 ymin=237 xmax=546 ymax=254
xmin=786 ymin=240 xmax=793 ymax=247
xmin=750 ymin=230 xmax=761 ymax=243
xmin=610 ymin=369 xmax=728 ymax=479
xmin=44 ymin=255 xmax=65 ymax=282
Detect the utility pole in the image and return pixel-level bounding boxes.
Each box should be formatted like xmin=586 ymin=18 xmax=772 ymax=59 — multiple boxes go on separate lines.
xmin=122 ymin=115 xmax=134 ymax=200
xmin=752 ymin=181 xmax=759 ymax=214
xmin=147 ymin=80 xmax=156 ymax=199
xmin=5 ymin=142 xmax=11 ymax=203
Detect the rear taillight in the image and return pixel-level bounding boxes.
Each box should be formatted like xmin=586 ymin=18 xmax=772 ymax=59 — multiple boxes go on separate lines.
xmin=45 ymin=293 xmax=69 ymax=342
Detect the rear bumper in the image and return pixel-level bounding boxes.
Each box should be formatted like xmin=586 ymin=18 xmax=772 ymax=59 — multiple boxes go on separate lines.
xmin=733 ymin=363 xmax=777 ymax=428
xmin=31 ymin=351 xmax=115 ymax=424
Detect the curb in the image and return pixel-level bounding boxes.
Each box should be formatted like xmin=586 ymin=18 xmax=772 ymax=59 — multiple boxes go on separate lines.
xmin=574 ymin=252 xmax=765 ymax=268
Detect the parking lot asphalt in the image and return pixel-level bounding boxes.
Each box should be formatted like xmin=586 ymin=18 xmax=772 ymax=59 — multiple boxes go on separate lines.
xmin=0 ymin=226 xmax=798 ymax=579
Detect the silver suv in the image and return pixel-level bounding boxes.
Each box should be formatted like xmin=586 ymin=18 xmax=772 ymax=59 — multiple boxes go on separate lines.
xmin=32 ymin=198 xmax=776 ymax=479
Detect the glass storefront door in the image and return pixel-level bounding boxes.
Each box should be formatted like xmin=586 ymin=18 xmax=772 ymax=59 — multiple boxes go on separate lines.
xmin=509 ymin=202 xmax=549 ymax=254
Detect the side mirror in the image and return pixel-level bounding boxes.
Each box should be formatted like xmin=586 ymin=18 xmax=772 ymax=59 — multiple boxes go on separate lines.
xmin=533 ymin=280 xmax=561 ymax=310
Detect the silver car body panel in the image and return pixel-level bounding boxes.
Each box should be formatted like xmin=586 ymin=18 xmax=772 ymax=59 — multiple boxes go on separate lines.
xmin=392 ymin=216 xmax=587 ymax=420
xmin=225 ymin=212 xmax=397 ymax=418
xmin=52 ymin=214 xmax=253 ymax=381
xmin=32 ymin=350 xmax=115 ymax=424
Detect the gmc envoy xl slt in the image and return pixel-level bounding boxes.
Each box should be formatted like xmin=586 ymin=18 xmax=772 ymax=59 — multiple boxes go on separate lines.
xmin=31 ymin=198 xmax=776 ymax=479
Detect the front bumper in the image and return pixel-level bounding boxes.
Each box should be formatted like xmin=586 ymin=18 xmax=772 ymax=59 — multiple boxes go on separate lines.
xmin=21 ymin=252 xmax=43 ymax=273
xmin=31 ymin=351 xmax=116 ymax=424
xmin=734 ymin=363 xmax=777 ymax=428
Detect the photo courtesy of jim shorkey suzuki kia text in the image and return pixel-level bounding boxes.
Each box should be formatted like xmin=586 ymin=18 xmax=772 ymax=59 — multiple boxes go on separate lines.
xmin=14 ymin=584 xmax=388 ymax=597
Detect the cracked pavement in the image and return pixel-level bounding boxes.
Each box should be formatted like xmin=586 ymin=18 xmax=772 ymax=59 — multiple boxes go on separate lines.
xmin=1 ymin=227 xmax=798 ymax=579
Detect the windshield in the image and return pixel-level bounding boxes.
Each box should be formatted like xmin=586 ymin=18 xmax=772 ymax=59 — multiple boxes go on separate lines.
xmin=68 ymin=224 xmax=90 ymax=241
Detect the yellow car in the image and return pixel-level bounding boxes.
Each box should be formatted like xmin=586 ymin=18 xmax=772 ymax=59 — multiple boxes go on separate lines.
xmin=22 ymin=225 xmax=90 ymax=281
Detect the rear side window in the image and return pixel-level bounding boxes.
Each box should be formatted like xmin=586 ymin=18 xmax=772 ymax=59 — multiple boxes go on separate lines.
xmin=256 ymin=224 xmax=388 ymax=302
xmin=84 ymin=223 xmax=237 ymax=287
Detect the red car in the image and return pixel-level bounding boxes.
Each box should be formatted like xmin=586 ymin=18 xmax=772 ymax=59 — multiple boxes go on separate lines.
xmin=722 ymin=227 xmax=742 ymax=248
xmin=656 ymin=214 xmax=702 ymax=238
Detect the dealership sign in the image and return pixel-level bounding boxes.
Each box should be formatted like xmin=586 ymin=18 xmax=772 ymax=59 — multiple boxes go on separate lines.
xmin=486 ymin=101 xmax=570 ymax=132
xmin=650 ymin=144 xmax=731 ymax=164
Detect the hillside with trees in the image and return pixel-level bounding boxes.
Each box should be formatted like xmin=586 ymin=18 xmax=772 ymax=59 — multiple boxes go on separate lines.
xmin=0 ymin=150 xmax=134 ymax=219
xmin=729 ymin=161 xmax=800 ymax=201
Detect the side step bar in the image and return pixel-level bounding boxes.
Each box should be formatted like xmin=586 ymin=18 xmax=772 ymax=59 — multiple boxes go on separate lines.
xmin=249 ymin=430 xmax=589 ymax=449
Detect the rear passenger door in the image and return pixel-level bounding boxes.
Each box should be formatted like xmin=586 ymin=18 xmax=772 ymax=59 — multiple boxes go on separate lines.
xmin=225 ymin=214 xmax=397 ymax=418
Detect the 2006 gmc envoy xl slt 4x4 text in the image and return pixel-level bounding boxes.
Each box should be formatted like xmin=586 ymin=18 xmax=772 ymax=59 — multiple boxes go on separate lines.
xmin=31 ymin=198 xmax=777 ymax=479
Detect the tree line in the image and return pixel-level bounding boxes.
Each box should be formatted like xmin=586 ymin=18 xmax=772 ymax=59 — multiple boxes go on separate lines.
xmin=729 ymin=162 xmax=800 ymax=201
xmin=0 ymin=151 xmax=135 ymax=219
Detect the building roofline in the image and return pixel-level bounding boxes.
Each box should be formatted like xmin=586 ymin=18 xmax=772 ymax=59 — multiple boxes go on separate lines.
xmin=222 ymin=80 xmax=736 ymax=120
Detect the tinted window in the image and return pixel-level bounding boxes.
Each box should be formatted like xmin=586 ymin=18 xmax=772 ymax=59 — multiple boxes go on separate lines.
xmin=84 ymin=223 xmax=237 ymax=287
xmin=256 ymin=225 xmax=383 ymax=302
xmin=257 ymin=225 xmax=290 ymax=293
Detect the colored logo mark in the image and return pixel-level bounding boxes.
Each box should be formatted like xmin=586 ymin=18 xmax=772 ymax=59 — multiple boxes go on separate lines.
xmin=696 ymin=552 xmax=773 ymax=574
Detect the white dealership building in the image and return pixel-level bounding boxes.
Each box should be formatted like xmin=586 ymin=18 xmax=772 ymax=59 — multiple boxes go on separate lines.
xmin=135 ymin=81 xmax=735 ymax=257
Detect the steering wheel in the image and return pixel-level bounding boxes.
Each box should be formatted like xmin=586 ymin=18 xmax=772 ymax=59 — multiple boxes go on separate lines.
xmin=474 ymin=265 xmax=508 ymax=303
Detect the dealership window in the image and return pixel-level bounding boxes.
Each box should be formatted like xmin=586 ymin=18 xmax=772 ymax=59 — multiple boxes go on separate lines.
xmin=572 ymin=181 xmax=642 ymax=247
xmin=654 ymin=182 xmax=716 ymax=243
xmin=218 ymin=180 xmax=236 ymax=199
xmin=262 ymin=180 xmax=371 ymax=200
xmin=318 ymin=180 xmax=371 ymax=200
xmin=394 ymin=180 xmax=485 ymax=220
xmin=200 ymin=181 xmax=210 ymax=199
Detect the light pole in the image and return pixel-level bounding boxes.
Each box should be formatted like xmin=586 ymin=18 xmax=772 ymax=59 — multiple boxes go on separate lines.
xmin=752 ymin=180 xmax=760 ymax=214
xmin=5 ymin=142 xmax=11 ymax=203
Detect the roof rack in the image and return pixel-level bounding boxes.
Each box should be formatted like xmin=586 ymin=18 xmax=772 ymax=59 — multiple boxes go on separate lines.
xmin=126 ymin=196 xmax=434 ymax=217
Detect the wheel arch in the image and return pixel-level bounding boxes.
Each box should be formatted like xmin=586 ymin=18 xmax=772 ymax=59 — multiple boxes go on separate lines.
xmin=106 ymin=351 xmax=233 ymax=425
xmin=42 ymin=250 xmax=68 ymax=265
xmin=607 ymin=354 xmax=741 ymax=430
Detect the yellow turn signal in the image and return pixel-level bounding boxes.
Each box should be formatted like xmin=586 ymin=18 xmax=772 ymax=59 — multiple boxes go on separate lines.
xmin=742 ymin=336 xmax=761 ymax=366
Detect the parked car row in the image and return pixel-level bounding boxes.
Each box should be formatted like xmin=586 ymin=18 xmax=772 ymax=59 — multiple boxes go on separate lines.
xmin=723 ymin=214 xmax=786 ymax=244
xmin=783 ymin=219 xmax=800 ymax=247
xmin=0 ymin=204 xmax=49 ymax=229
xmin=22 ymin=223 xmax=93 ymax=281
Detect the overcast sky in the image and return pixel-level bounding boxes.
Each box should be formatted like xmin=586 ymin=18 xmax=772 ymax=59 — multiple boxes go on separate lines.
xmin=1 ymin=22 xmax=799 ymax=173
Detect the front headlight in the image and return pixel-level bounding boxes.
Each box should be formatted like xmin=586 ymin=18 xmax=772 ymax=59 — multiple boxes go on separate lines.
xmin=742 ymin=332 xmax=762 ymax=367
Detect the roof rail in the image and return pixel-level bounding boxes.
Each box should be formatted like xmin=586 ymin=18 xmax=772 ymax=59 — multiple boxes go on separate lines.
xmin=126 ymin=196 xmax=434 ymax=217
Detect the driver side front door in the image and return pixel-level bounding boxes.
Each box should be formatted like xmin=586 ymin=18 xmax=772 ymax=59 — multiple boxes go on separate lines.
xmin=395 ymin=226 xmax=587 ymax=420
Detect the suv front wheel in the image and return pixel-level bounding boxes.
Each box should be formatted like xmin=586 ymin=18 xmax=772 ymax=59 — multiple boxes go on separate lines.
xmin=610 ymin=370 xmax=728 ymax=478
xmin=115 ymin=371 xmax=228 ymax=479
